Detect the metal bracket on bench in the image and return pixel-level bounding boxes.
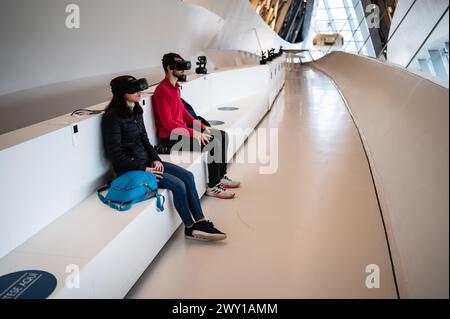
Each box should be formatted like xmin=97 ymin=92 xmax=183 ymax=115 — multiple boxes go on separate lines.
xmin=208 ymin=120 xmax=225 ymax=126
xmin=218 ymin=107 xmax=240 ymax=111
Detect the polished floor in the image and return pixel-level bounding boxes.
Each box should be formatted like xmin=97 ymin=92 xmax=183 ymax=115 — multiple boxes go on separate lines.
xmin=127 ymin=66 xmax=398 ymax=299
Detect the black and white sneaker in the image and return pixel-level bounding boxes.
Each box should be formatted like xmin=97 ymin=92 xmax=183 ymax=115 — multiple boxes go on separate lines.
xmin=185 ymin=220 xmax=227 ymax=241
xmin=206 ymin=183 xmax=235 ymax=199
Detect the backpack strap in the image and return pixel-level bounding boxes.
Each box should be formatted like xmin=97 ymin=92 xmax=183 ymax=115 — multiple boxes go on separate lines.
xmin=155 ymin=193 xmax=165 ymax=212
xmin=145 ymin=184 xmax=165 ymax=212
xmin=98 ymin=184 xmax=166 ymax=212
xmin=110 ymin=193 xmax=166 ymax=212
xmin=113 ymin=193 xmax=155 ymax=212
xmin=97 ymin=183 xmax=111 ymax=205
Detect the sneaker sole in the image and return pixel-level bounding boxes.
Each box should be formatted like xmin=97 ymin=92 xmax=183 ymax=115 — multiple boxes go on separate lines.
xmin=221 ymin=184 xmax=241 ymax=189
xmin=186 ymin=232 xmax=227 ymax=241
xmin=205 ymin=193 xmax=235 ymax=199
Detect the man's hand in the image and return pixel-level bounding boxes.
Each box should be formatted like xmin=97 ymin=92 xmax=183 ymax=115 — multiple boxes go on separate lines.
xmin=193 ymin=130 xmax=212 ymax=146
xmin=146 ymin=167 xmax=164 ymax=180
xmin=151 ymin=161 xmax=164 ymax=173
xmin=203 ymin=126 xmax=212 ymax=135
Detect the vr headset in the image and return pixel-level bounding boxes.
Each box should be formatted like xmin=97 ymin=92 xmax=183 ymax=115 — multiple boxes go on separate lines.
xmin=170 ymin=60 xmax=192 ymax=71
xmin=112 ymin=78 xmax=149 ymax=95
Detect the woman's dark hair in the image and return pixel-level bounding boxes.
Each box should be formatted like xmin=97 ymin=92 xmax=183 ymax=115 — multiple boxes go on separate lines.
xmin=162 ymin=53 xmax=184 ymax=73
xmin=105 ymin=75 xmax=143 ymax=117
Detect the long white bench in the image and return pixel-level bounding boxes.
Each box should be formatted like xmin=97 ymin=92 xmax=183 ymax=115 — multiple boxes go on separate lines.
xmin=0 ymin=55 xmax=286 ymax=298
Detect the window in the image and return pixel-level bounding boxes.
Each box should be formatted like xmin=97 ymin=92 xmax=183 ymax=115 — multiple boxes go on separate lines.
xmin=307 ymin=0 xmax=375 ymax=56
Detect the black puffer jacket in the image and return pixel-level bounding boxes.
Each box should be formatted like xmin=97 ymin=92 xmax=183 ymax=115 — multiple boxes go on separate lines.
xmin=102 ymin=106 xmax=161 ymax=177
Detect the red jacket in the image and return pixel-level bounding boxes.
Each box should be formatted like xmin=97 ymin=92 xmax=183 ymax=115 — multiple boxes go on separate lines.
xmin=152 ymin=78 xmax=205 ymax=138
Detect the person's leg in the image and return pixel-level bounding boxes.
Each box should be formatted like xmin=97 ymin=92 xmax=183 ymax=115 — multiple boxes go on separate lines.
xmin=209 ymin=129 xmax=241 ymax=189
xmin=206 ymin=161 xmax=222 ymax=188
xmin=213 ymin=129 xmax=228 ymax=178
xmin=162 ymin=135 xmax=222 ymax=189
xmin=203 ymin=141 xmax=235 ymax=198
xmin=162 ymin=161 xmax=205 ymax=222
xmin=157 ymin=172 xmax=196 ymax=227
xmin=161 ymin=134 xmax=235 ymax=197
xmin=201 ymin=135 xmax=222 ymax=186
xmin=158 ymin=171 xmax=226 ymax=241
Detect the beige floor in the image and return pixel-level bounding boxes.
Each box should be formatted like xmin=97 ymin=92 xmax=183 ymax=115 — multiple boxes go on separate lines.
xmin=127 ymin=66 xmax=398 ymax=299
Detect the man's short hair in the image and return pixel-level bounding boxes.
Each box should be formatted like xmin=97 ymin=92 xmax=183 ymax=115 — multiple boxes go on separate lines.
xmin=162 ymin=53 xmax=184 ymax=73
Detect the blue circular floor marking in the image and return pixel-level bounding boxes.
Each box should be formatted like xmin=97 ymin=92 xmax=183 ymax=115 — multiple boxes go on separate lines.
xmin=218 ymin=107 xmax=240 ymax=111
xmin=0 ymin=270 xmax=57 ymax=299
xmin=208 ymin=120 xmax=225 ymax=126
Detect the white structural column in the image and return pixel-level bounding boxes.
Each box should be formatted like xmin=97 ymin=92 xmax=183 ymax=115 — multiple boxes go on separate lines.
xmin=387 ymin=0 xmax=449 ymax=67
xmin=429 ymin=49 xmax=449 ymax=79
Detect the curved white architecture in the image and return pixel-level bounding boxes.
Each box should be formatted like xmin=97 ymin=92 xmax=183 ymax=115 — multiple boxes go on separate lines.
xmin=0 ymin=0 xmax=448 ymax=300
xmin=313 ymin=51 xmax=449 ymax=299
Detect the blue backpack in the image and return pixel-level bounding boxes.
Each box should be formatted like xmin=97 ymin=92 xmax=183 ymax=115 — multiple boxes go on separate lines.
xmin=97 ymin=171 xmax=165 ymax=212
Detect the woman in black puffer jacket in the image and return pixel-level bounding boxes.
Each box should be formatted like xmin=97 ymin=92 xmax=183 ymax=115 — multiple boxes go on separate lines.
xmin=102 ymin=75 xmax=226 ymax=241
xmin=102 ymin=77 xmax=161 ymax=177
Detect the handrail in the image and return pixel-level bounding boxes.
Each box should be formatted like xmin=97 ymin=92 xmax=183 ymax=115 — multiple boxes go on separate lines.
xmin=406 ymin=6 xmax=449 ymax=68
xmin=283 ymin=49 xmax=317 ymax=62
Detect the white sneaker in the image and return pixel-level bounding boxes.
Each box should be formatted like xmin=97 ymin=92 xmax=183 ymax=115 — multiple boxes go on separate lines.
xmin=220 ymin=175 xmax=241 ymax=189
xmin=206 ymin=183 xmax=235 ymax=199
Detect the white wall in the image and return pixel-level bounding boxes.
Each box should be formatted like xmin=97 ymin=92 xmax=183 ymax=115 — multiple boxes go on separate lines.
xmin=0 ymin=0 xmax=291 ymax=135
xmin=185 ymin=0 xmax=292 ymax=53
xmin=387 ymin=0 xmax=449 ymax=67
xmin=0 ymin=0 xmax=224 ymax=96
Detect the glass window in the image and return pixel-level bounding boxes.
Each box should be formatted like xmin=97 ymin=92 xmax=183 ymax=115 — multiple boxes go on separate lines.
xmin=311 ymin=0 xmax=374 ymax=53
xmin=308 ymin=0 xmax=373 ymax=55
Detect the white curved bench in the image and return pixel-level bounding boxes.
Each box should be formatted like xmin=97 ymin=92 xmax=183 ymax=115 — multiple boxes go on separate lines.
xmin=0 ymin=56 xmax=286 ymax=298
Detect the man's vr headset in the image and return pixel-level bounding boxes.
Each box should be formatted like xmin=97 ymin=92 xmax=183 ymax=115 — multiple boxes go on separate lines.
xmin=170 ymin=60 xmax=192 ymax=71
xmin=112 ymin=78 xmax=149 ymax=95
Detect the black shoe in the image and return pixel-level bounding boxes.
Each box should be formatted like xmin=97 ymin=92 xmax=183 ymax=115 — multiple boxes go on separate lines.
xmin=185 ymin=220 xmax=227 ymax=241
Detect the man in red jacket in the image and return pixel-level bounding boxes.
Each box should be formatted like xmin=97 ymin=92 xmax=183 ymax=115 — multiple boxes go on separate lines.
xmin=152 ymin=53 xmax=240 ymax=199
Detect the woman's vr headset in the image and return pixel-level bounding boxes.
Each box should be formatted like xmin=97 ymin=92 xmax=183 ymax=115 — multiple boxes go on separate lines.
xmin=112 ymin=78 xmax=149 ymax=95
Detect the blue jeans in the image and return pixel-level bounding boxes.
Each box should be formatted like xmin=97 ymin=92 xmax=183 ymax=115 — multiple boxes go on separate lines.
xmin=158 ymin=161 xmax=205 ymax=227
xmin=161 ymin=129 xmax=228 ymax=188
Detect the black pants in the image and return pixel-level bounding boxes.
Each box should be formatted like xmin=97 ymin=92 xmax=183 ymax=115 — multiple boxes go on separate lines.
xmin=161 ymin=129 xmax=228 ymax=188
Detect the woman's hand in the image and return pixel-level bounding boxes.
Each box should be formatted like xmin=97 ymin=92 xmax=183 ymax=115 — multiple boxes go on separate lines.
xmin=146 ymin=167 xmax=164 ymax=180
xmin=151 ymin=161 xmax=164 ymax=173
